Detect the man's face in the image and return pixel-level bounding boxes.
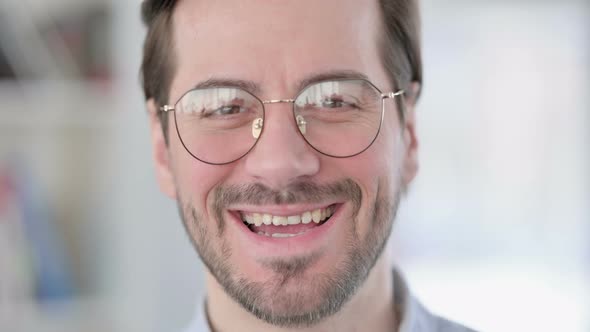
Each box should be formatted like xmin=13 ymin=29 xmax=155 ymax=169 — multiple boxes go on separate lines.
xmin=150 ymin=0 xmax=418 ymax=327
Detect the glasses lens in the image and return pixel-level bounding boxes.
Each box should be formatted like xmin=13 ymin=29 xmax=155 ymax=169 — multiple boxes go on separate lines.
xmin=174 ymin=87 xmax=264 ymax=164
xmin=294 ymin=80 xmax=383 ymax=157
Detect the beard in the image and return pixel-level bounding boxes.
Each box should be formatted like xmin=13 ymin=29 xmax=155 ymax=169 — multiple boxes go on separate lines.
xmin=178 ymin=176 xmax=401 ymax=328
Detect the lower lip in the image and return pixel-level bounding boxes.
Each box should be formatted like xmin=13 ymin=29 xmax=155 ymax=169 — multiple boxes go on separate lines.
xmin=230 ymin=205 xmax=342 ymax=255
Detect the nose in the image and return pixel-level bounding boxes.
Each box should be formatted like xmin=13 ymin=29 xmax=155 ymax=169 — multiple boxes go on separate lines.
xmin=243 ymin=102 xmax=320 ymax=188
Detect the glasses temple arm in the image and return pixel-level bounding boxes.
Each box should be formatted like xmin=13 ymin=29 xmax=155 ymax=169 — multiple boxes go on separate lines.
xmin=160 ymin=105 xmax=175 ymax=112
xmin=380 ymin=90 xmax=405 ymax=100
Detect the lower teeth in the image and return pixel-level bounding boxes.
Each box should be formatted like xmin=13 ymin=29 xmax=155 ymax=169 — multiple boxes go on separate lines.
xmin=256 ymin=231 xmax=307 ymax=238
xmin=272 ymin=233 xmax=295 ymax=238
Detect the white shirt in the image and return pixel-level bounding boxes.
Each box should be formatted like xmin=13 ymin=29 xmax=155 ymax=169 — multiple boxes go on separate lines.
xmin=182 ymin=269 xmax=476 ymax=332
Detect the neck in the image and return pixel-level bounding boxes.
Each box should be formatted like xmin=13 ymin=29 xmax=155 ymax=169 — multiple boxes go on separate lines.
xmin=206 ymin=253 xmax=397 ymax=332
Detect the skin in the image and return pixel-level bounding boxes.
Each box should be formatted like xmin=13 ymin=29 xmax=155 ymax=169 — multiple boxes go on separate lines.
xmin=147 ymin=0 xmax=419 ymax=331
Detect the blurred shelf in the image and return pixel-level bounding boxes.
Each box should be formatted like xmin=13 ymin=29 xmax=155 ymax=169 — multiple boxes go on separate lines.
xmin=0 ymin=1 xmax=112 ymax=82
xmin=3 ymin=297 xmax=117 ymax=332
xmin=1 ymin=0 xmax=110 ymax=18
xmin=0 ymin=80 xmax=118 ymax=129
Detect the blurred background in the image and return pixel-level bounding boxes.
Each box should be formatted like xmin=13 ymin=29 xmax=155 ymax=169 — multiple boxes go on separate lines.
xmin=0 ymin=0 xmax=587 ymax=331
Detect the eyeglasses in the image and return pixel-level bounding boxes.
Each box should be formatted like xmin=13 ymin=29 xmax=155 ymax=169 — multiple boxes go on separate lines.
xmin=160 ymin=79 xmax=404 ymax=165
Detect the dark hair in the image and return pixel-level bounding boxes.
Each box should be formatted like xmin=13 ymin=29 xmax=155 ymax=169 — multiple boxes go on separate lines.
xmin=140 ymin=0 xmax=422 ymax=139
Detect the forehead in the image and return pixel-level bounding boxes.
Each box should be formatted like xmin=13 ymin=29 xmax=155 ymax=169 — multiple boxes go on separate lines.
xmin=170 ymin=0 xmax=386 ymax=99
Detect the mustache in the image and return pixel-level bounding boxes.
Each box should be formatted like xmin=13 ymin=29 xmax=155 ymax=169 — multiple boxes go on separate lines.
xmin=213 ymin=178 xmax=362 ymax=207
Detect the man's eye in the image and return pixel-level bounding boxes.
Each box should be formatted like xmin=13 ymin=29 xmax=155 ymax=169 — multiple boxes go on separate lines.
xmin=203 ymin=105 xmax=246 ymax=117
xmin=321 ymin=98 xmax=356 ymax=109
xmin=217 ymin=105 xmax=244 ymax=115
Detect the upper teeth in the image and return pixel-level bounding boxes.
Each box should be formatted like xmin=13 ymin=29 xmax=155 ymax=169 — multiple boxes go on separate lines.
xmin=241 ymin=206 xmax=334 ymax=226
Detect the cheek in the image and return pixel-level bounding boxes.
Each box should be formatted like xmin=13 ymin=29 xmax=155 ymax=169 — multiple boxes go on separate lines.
xmin=323 ymin=117 xmax=403 ymax=187
xmin=347 ymin=124 xmax=403 ymax=206
xmin=169 ymin=137 xmax=232 ymax=212
xmin=377 ymin=115 xmax=405 ymax=169
xmin=328 ymin=134 xmax=398 ymax=198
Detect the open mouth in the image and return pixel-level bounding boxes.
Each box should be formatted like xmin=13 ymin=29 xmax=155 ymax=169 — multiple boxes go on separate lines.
xmin=238 ymin=204 xmax=338 ymax=238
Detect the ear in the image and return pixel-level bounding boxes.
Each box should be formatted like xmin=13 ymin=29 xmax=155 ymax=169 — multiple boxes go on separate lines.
xmin=401 ymin=82 xmax=420 ymax=188
xmin=147 ymin=99 xmax=177 ymax=199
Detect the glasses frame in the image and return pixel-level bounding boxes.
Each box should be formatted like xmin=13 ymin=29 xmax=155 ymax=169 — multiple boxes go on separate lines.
xmin=160 ymin=78 xmax=405 ymax=165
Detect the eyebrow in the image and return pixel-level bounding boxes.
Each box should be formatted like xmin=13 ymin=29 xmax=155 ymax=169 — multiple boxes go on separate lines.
xmin=193 ymin=78 xmax=261 ymax=95
xmin=191 ymin=69 xmax=371 ymax=96
xmin=296 ymin=69 xmax=370 ymax=92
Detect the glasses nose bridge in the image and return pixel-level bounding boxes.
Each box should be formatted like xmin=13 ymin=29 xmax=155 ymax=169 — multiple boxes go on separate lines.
xmin=262 ymin=98 xmax=295 ymax=105
xmin=260 ymin=98 xmax=297 ymax=129
xmin=258 ymin=98 xmax=301 ymax=136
